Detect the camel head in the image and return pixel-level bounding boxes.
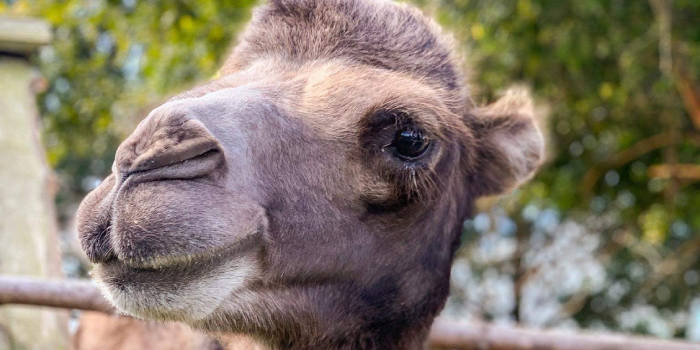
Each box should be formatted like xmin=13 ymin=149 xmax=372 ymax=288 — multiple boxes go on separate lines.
xmin=77 ymin=0 xmax=544 ymax=348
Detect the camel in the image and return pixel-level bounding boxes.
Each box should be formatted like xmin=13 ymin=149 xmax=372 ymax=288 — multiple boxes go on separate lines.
xmin=76 ymin=0 xmax=544 ymax=348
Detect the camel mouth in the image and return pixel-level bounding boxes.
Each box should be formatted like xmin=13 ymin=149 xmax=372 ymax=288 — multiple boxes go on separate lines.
xmin=98 ymin=231 xmax=261 ymax=279
xmin=94 ymin=232 xmax=261 ymax=305
xmin=111 ymin=236 xmax=257 ymax=272
xmin=96 ymin=255 xmax=216 ymax=289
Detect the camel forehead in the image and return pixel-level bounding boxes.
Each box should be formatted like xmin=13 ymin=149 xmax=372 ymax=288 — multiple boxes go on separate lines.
xmin=224 ymin=0 xmax=464 ymax=93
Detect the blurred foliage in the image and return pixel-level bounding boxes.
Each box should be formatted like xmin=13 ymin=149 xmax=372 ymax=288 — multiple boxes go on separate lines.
xmin=1 ymin=0 xmax=699 ymax=340
xmin=428 ymin=0 xmax=700 ymax=339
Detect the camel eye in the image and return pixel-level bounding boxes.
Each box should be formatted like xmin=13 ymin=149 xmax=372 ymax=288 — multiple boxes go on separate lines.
xmin=391 ymin=128 xmax=430 ymax=160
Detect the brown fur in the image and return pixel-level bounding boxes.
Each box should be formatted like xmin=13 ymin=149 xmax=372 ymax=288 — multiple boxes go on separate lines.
xmin=76 ymin=0 xmax=544 ymax=349
xmin=74 ymin=312 xmax=219 ymax=350
xmin=74 ymin=312 xmax=267 ymax=350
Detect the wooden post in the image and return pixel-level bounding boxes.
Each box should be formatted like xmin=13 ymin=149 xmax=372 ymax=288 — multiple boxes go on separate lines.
xmin=0 ymin=16 xmax=68 ymax=350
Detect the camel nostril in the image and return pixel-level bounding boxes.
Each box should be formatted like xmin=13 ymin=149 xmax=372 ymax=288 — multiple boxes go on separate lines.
xmin=129 ymin=136 xmax=221 ymax=174
xmin=125 ymin=145 xmax=224 ymax=182
xmin=115 ymin=117 xmax=225 ymax=180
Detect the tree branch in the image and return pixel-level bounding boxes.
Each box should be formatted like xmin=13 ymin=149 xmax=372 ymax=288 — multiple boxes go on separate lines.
xmin=649 ymin=163 xmax=700 ymax=180
xmin=1 ymin=276 xmax=699 ymax=350
xmin=580 ymin=131 xmax=700 ymax=198
xmin=675 ymin=69 xmax=700 ymax=130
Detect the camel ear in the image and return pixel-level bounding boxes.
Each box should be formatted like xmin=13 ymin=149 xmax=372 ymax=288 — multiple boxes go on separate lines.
xmin=471 ymin=88 xmax=545 ymax=196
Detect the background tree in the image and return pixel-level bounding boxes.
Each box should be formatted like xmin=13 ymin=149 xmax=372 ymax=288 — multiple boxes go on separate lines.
xmin=429 ymin=0 xmax=700 ymax=339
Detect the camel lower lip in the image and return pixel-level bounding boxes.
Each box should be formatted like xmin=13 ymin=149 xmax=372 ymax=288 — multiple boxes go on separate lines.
xmin=95 ymin=256 xmax=222 ymax=292
xmin=95 ymin=234 xmax=260 ymax=290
